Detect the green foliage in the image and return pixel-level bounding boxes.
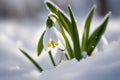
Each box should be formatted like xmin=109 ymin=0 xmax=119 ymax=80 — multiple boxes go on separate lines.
xmin=48 ymin=13 xmax=74 ymax=59
xmin=45 ymin=0 xmax=110 ymax=60
xmin=87 ymin=15 xmax=110 ymax=56
xmin=37 ymin=31 xmax=45 ymax=56
xmin=68 ymin=5 xmax=82 ymax=60
xmin=82 ymin=6 xmax=95 ymax=52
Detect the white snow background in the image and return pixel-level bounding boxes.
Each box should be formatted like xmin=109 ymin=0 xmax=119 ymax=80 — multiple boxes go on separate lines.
xmin=0 ymin=0 xmax=120 ymax=80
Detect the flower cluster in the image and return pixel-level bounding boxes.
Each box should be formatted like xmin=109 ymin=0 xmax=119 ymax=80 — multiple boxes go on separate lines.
xmin=20 ymin=0 xmax=111 ymax=72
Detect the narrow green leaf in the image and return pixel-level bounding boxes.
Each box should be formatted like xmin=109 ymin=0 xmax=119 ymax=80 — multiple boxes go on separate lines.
xmin=65 ymin=37 xmax=75 ymax=59
xmin=19 ymin=49 xmax=43 ymax=72
xmin=45 ymin=1 xmax=73 ymax=38
xmin=82 ymin=6 xmax=95 ymax=52
xmin=59 ymin=13 xmax=73 ymax=40
xmin=45 ymin=0 xmax=58 ymax=15
xmin=58 ymin=13 xmax=71 ymax=34
xmin=37 ymin=31 xmax=45 ymax=56
xmin=57 ymin=15 xmax=74 ymax=59
xmin=87 ymin=12 xmax=110 ymax=56
xmin=68 ymin=5 xmax=82 ymax=61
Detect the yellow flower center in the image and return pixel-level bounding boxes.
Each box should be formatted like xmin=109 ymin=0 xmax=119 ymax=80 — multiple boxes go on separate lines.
xmin=48 ymin=40 xmax=59 ymax=48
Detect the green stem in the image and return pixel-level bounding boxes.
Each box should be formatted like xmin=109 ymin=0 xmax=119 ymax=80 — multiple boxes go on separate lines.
xmin=48 ymin=51 xmax=56 ymax=66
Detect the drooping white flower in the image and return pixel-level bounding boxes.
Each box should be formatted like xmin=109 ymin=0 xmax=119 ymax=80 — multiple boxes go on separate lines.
xmin=54 ymin=49 xmax=69 ymax=65
xmin=97 ymin=36 xmax=108 ymax=52
xmin=43 ymin=26 xmax=65 ymax=51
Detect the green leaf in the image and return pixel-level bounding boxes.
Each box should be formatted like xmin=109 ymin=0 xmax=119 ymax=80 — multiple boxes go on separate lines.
xmin=19 ymin=49 xmax=43 ymax=72
xmin=45 ymin=1 xmax=73 ymax=38
xmin=65 ymin=37 xmax=74 ymax=59
xmin=59 ymin=13 xmax=73 ymax=40
xmin=37 ymin=31 xmax=45 ymax=56
xmin=82 ymin=5 xmax=95 ymax=52
xmin=57 ymin=14 xmax=74 ymax=59
xmin=68 ymin=5 xmax=82 ymax=61
xmin=45 ymin=0 xmax=58 ymax=14
xmin=87 ymin=12 xmax=110 ymax=56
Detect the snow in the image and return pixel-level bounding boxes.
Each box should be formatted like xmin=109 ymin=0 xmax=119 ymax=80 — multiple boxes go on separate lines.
xmin=39 ymin=39 xmax=120 ymax=80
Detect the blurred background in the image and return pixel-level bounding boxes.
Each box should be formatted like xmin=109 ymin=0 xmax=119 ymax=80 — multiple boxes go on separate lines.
xmin=0 ymin=0 xmax=120 ymax=80
xmin=0 ymin=0 xmax=120 ymax=20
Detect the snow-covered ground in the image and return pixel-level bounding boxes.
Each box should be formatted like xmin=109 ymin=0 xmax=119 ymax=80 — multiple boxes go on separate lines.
xmin=0 ymin=16 xmax=120 ymax=80
xmin=40 ymin=40 xmax=120 ymax=80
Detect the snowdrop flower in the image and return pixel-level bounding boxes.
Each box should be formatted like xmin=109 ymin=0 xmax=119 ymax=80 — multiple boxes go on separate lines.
xmin=97 ymin=36 xmax=108 ymax=52
xmin=54 ymin=49 xmax=69 ymax=65
xmin=43 ymin=17 xmax=65 ymax=51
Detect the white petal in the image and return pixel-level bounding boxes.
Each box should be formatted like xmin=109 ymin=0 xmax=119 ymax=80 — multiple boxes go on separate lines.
xmin=57 ymin=40 xmax=65 ymax=50
xmin=43 ymin=28 xmax=50 ymax=50
xmin=50 ymin=27 xmax=58 ymax=42
xmin=57 ymin=32 xmax=65 ymax=49
xmin=54 ymin=49 xmax=63 ymax=65
xmin=97 ymin=36 xmax=108 ymax=52
xmin=52 ymin=27 xmax=65 ymax=49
